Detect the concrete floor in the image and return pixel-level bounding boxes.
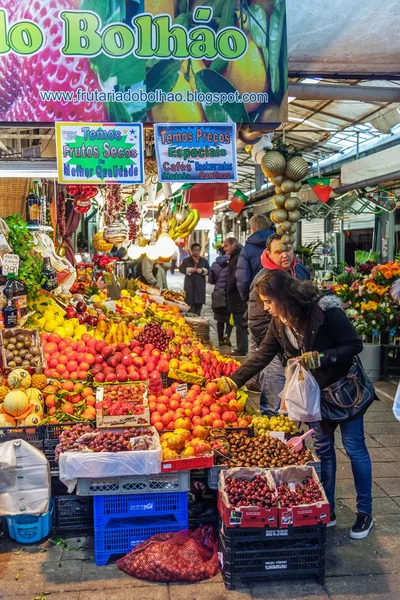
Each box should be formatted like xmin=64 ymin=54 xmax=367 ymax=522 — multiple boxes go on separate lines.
xmin=1 ymin=274 xmax=399 ymax=599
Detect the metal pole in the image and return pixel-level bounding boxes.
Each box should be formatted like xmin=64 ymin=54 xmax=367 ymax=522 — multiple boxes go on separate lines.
xmin=339 ymin=219 xmax=345 ymax=263
xmin=288 ymin=83 xmax=400 ymax=103
xmin=388 ymin=211 xmax=395 ymax=261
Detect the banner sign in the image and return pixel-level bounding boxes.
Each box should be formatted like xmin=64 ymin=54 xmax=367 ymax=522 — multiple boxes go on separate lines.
xmin=55 ymin=122 xmax=144 ymax=184
xmin=154 ymin=123 xmax=237 ymax=183
xmin=0 ymin=1 xmax=287 ymax=125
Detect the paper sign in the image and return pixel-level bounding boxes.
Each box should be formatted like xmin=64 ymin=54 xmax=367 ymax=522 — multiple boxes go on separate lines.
xmin=155 ymin=123 xmax=237 ymax=183
xmin=175 ymin=384 xmax=188 ymax=398
xmin=56 ymin=122 xmax=144 ymax=184
xmin=2 ymin=254 xmax=20 ymax=276
xmin=270 ymin=431 xmax=285 ymax=442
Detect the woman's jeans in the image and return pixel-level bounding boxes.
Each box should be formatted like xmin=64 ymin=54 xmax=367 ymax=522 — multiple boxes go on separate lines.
xmin=308 ymin=416 xmax=372 ymax=516
xmin=259 ymin=356 xmax=285 ymax=416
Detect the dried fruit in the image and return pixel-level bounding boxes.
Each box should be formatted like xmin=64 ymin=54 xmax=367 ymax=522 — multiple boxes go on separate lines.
xmin=31 ymin=374 xmax=47 ymax=390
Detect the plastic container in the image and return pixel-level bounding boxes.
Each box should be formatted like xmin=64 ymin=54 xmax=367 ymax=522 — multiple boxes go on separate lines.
xmin=208 ymin=465 xmax=226 ymax=490
xmin=76 ymin=471 xmax=190 ymax=496
xmin=94 ymin=514 xmax=188 ymax=566
xmin=161 ymin=454 xmax=214 ymax=473
xmin=219 ymin=533 xmax=325 ymax=589
xmin=0 ymin=425 xmax=44 ymax=452
xmin=219 ymin=522 xmax=327 ymax=552
xmin=94 ymin=492 xmax=188 ymax=528
xmin=54 ymin=495 xmax=93 ymax=533
xmin=6 ymin=500 xmax=53 ymax=544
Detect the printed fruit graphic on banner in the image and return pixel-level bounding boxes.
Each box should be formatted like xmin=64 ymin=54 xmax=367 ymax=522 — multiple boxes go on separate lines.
xmin=1 ymin=0 xmax=107 ymax=121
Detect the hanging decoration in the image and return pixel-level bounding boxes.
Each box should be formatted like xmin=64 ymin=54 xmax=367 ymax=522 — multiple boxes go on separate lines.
xmin=229 ymin=189 xmax=248 ymax=214
xmin=307 ymin=177 xmax=333 ymax=204
xmin=261 ymin=139 xmax=308 ymax=250
xmin=363 ymin=188 xmax=398 ymax=212
xmin=104 ymin=217 xmax=128 ymax=245
xmin=105 ymin=185 xmax=125 ymax=223
xmin=57 ymin=191 xmax=66 ymax=239
xmin=92 ymin=231 xmax=113 ymax=253
xmin=126 ymin=195 xmax=140 ymax=242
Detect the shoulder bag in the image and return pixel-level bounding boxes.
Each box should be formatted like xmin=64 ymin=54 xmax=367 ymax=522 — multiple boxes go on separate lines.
xmin=321 ymin=356 xmax=375 ymax=422
xmin=211 ymin=289 xmax=227 ymax=310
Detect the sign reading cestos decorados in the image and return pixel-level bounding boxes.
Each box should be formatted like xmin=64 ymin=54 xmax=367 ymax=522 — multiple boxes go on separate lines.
xmin=155 ymin=123 xmax=237 ymax=183
xmin=0 ymin=1 xmax=287 ymax=125
xmin=56 ymin=122 xmax=144 ymax=184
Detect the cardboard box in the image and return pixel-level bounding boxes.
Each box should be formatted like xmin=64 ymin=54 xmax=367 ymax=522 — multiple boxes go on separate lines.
xmin=218 ymin=467 xmax=279 ymax=529
xmin=95 ymin=384 xmax=150 ymax=428
xmin=270 ymin=465 xmax=330 ymax=528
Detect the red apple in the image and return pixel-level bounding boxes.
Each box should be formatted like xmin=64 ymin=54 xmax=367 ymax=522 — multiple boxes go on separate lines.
xmin=157 ymin=359 xmax=169 ymax=373
xmin=121 ymin=347 xmax=131 ymax=356
xmin=94 ymin=354 xmax=104 ymax=364
xmin=144 ymin=343 xmax=154 ymax=351
xmin=66 ymin=305 xmax=77 ymax=318
xmin=67 ymin=360 xmax=78 ymax=373
xmin=139 ymin=367 xmax=148 ymax=380
xmin=116 ymin=343 xmax=127 ymax=351
xmin=133 ymin=356 xmax=144 ymax=368
xmin=107 ymin=357 xmax=118 ymax=368
xmin=121 ymin=355 xmax=133 ymax=367
xmin=95 ymin=373 xmax=106 ymax=383
xmin=129 ymin=371 xmax=140 ymax=381
xmin=101 ymin=345 xmax=114 ymax=359
xmin=103 ymin=366 xmax=115 ymax=376
xmin=95 ymin=340 xmax=106 ymax=353
xmin=106 ymin=373 xmax=117 ymax=382
xmin=117 ymin=371 xmax=128 ymax=382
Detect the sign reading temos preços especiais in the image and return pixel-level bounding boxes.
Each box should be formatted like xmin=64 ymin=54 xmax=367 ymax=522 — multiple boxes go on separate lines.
xmin=155 ymin=123 xmax=237 ymax=183
xmin=0 ymin=0 xmax=287 ymax=125
xmin=55 ymin=122 xmax=144 ymax=184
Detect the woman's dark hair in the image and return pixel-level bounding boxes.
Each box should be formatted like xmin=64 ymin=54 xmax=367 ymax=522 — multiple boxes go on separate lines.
xmin=254 ymin=270 xmax=319 ymax=331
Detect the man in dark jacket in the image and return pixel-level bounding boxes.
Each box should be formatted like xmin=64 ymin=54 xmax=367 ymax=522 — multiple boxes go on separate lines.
xmin=236 ymin=214 xmax=274 ymax=303
xmin=248 ymin=234 xmax=310 ymax=415
xmin=179 ymin=243 xmax=209 ymax=316
xmin=223 ymin=237 xmax=248 ymax=356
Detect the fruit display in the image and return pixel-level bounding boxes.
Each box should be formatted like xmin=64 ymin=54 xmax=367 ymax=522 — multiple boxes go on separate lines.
xmin=149 ymin=383 xmax=249 ymax=432
xmin=276 ymin=478 xmax=323 ymax=508
xmin=1 ymin=329 xmax=43 ymax=370
xmin=224 ymin=474 xmax=277 ymax=509
xmin=41 ymin=381 xmax=96 ymax=424
xmin=251 ymin=414 xmax=298 ymax=435
xmin=162 ymin=290 xmax=186 ymax=303
xmin=0 ymin=375 xmax=45 ymax=426
xmin=96 ymin=383 xmax=147 ymax=417
xmin=55 ymin=425 xmax=157 ymax=457
xmin=160 ymin=427 xmax=212 ymax=461
xmin=217 ymin=430 xmax=314 ymax=469
xmin=138 ymin=323 xmax=173 ymax=352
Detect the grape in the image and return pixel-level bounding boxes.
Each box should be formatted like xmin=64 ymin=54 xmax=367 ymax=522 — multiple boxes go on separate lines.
xmin=55 ymin=424 xmax=154 ymax=457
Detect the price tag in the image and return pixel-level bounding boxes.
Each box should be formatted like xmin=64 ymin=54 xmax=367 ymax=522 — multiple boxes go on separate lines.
xmin=2 ymin=253 xmax=20 ymax=275
xmin=270 ymin=431 xmax=285 ymax=442
xmin=176 ymin=383 xmax=188 ymax=398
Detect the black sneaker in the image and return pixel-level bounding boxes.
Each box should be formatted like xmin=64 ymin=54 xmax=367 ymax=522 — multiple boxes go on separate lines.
xmin=327 ymin=511 xmax=336 ymax=528
xmin=350 ymin=513 xmax=374 ymax=540
xmin=224 ymin=336 xmax=232 ymax=346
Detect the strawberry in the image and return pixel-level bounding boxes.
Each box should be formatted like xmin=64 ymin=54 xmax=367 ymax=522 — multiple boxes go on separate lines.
xmin=6 ymin=0 xmax=107 ymax=121
xmin=0 ymin=0 xmax=21 ymax=117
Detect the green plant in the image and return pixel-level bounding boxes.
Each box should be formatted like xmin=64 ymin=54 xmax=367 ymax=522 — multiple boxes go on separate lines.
xmin=5 ymin=214 xmax=45 ymax=300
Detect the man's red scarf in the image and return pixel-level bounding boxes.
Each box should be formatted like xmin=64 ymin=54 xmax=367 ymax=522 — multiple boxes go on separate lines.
xmin=261 ymin=249 xmax=297 ymax=277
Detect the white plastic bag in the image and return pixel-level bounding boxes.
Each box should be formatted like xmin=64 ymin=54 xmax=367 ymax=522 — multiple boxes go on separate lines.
xmin=280 ymin=359 xmax=322 ymax=422
xmin=393 ymin=382 xmax=400 ymax=422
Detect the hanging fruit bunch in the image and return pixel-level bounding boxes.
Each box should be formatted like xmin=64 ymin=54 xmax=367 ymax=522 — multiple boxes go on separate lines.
xmin=93 ymin=231 xmax=113 ymax=253
xmin=126 ymin=196 xmax=140 ymax=243
xmin=57 ymin=191 xmax=66 ymax=238
xmin=105 ymin=185 xmax=125 ymax=223
xmin=261 ymin=141 xmax=308 ymax=250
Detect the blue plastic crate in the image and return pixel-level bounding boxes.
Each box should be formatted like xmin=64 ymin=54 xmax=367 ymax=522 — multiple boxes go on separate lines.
xmin=94 ymin=515 xmax=187 ymax=566
xmin=6 ymin=500 xmax=53 ymax=544
xmin=93 ymin=492 xmax=188 ymax=528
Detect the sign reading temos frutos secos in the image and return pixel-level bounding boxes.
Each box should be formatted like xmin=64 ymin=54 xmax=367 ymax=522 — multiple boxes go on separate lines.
xmin=0 ymin=1 xmax=287 ymax=125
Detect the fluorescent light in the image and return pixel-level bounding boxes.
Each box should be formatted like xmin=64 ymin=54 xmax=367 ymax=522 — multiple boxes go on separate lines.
xmin=0 ymin=169 xmax=58 ymax=178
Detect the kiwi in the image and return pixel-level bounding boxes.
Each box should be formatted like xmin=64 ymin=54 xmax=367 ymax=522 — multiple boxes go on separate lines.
xmin=21 ymin=360 xmax=31 ymax=367
xmin=3 ymin=330 xmax=11 ymax=339
xmin=30 ymin=347 xmax=40 ymax=357
xmin=8 ymin=361 xmax=16 ymax=368
xmin=5 ymin=351 xmax=14 ymax=361
xmin=16 ymin=342 xmax=24 ymax=350
xmin=24 ymin=338 xmax=32 ymax=349
xmin=8 ymin=337 xmax=17 ymax=345
xmin=24 ymin=353 xmax=33 ymax=361
xmin=14 ymin=356 xmax=22 ymax=365
xmin=16 ymin=334 xmax=25 ymax=343
xmin=13 ymin=350 xmax=19 ymax=356
xmin=19 ymin=349 xmax=28 ymax=358
xmin=7 ymin=343 xmax=15 ymax=352
xmin=30 ymin=357 xmax=41 ymax=367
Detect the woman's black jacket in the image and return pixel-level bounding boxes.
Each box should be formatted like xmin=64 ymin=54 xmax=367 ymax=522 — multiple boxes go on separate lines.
xmin=231 ymin=296 xmax=363 ymax=391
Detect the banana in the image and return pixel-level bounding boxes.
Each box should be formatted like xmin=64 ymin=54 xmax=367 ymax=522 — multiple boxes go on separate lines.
xmin=175 ymin=210 xmax=196 ymax=235
xmin=187 ymin=209 xmax=200 ymax=233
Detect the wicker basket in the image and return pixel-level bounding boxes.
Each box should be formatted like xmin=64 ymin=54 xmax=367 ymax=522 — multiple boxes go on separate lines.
xmin=0 ymin=178 xmax=30 ymax=219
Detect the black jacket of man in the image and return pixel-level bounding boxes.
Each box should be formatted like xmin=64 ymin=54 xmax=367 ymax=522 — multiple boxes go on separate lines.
xmin=226 ymin=245 xmax=247 ymax=314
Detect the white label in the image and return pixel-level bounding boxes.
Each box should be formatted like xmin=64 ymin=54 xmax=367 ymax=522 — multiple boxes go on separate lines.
xmin=270 ymin=431 xmax=285 ymax=442
xmin=264 ymin=560 xmax=288 ymax=571
xmin=2 ymin=253 xmax=20 ymax=275
xmin=176 ymin=384 xmax=188 ymax=398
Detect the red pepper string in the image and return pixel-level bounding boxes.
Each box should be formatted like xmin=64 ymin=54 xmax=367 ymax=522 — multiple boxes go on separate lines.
xmin=57 ymin=191 xmax=66 ymax=238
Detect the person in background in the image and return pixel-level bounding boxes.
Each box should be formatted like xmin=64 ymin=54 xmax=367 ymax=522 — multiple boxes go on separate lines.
xmin=141 ymin=255 xmax=170 ymax=290
xmin=236 ymin=214 xmax=275 ymax=302
xmin=170 ymin=250 xmax=178 ymax=275
xmin=236 ymin=214 xmax=274 ymax=390
xmin=248 ymin=233 xmax=310 ymax=415
xmin=224 ymin=237 xmax=248 ymax=357
xmin=180 ymin=243 xmax=209 ymax=316
xmin=209 ymin=247 xmax=233 ymax=347
xmin=214 ymin=270 xmax=374 ymax=540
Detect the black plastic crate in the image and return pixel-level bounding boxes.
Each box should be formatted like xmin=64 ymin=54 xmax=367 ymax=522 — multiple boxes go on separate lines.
xmin=220 ymin=522 xmax=327 ymax=552
xmin=219 ymin=533 xmax=325 ymax=589
xmin=44 ymin=423 xmax=95 ymax=475
xmin=0 ymin=425 xmax=44 ymax=452
xmin=54 ymin=496 xmax=93 ymax=533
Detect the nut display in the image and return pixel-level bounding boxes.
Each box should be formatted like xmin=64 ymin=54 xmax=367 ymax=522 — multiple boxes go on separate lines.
xmin=225 ymin=475 xmax=276 ymax=509
xmin=2 ymin=331 xmax=41 ymax=369
xmin=219 ymin=430 xmax=313 ymax=468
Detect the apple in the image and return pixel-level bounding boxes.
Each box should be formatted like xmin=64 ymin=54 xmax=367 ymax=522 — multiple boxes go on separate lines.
xmin=93 ymin=354 xmax=104 ymax=364
xmin=101 ymin=345 xmax=114 ymax=359
xmin=107 ymin=357 xmax=118 ymax=368
xmin=116 ymin=343 xmax=128 ymax=351
xmin=103 ymin=366 xmax=115 ymax=376
xmin=157 ymin=359 xmax=169 ymax=373
xmin=114 ymin=352 xmax=122 ymax=362
xmin=117 ymin=371 xmax=128 ymax=382
xmin=129 ymin=371 xmax=140 ymax=381
xmin=106 ymin=373 xmax=117 ymax=382
xmin=206 ymin=382 xmax=218 ymax=395
xmin=120 ymin=347 xmax=131 ymax=356
xmin=144 ymin=343 xmax=154 ymax=351
xmin=133 ymin=356 xmax=144 ymax=368
xmin=66 ymin=305 xmax=77 ymax=318
xmin=121 ymin=355 xmax=133 ymax=367
xmin=95 ymin=340 xmax=106 ymax=353
xmin=67 ymin=360 xmax=78 ymax=372
xmin=76 ymin=301 xmax=87 ymax=313
xmin=129 ymin=340 xmax=139 ymax=350
xmin=139 ymin=367 xmax=148 ymax=380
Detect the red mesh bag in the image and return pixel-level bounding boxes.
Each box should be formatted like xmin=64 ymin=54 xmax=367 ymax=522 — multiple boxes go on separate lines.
xmin=116 ymin=526 xmax=219 ymax=582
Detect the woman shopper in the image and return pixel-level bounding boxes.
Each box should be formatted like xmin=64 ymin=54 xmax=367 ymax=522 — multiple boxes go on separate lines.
xmin=215 ymin=269 xmax=374 ymax=539
xmin=179 ymin=243 xmax=209 ymax=316
xmin=209 ymin=248 xmax=233 ymax=347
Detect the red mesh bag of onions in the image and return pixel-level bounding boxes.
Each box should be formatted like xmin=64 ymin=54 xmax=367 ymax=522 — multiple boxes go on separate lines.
xmin=116 ymin=526 xmax=219 ymax=582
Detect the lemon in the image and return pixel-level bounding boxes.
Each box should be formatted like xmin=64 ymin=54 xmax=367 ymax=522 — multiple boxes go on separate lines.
xmin=44 ymin=319 xmax=58 ymax=332
xmin=91 ymin=294 xmax=102 ymax=302
xmin=54 ymin=314 xmax=64 ymax=326
xmin=151 ymin=60 xmax=205 ymax=122
xmin=74 ymin=325 xmax=88 ymax=337
xmin=43 ymin=309 xmax=54 ymax=322
xmin=54 ymin=326 xmax=67 ymax=337
xmin=63 ymin=322 xmax=75 ymax=336
xmin=69 ymin=318 xmax=79 ymax=329
xmin=222 ymin=36 xmax=267 ymax=112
